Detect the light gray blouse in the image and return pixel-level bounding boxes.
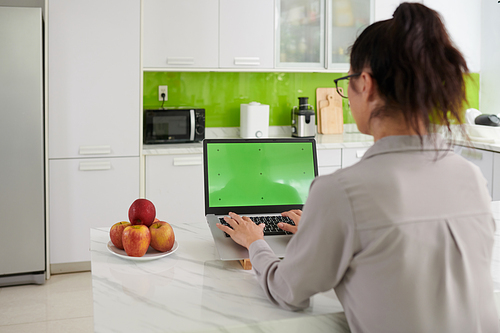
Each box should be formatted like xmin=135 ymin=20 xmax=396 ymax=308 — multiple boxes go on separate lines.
xmin=249 ymin=135 xmax=499 ymax=333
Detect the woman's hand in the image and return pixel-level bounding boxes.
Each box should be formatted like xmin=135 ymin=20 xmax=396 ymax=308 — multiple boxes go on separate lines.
xmin=216 ymin=212 xmax=265 ymax=249
xmin=278 ymin=209 xmax=302 ymax=234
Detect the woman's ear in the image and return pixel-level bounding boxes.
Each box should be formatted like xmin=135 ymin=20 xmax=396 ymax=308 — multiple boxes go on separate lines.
xmin=359 ymin=72 xmax=377 ymax=101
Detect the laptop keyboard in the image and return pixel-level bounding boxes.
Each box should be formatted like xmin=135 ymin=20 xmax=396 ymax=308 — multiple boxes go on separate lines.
xmin=218 ymin=215 xmax=296 ymax=237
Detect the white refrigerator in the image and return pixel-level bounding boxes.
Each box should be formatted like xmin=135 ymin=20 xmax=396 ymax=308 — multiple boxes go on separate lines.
xmin=0 ymin=6 xmax=45 ymax=286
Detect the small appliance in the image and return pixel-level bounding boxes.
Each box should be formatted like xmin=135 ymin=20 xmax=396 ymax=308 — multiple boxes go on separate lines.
xmin=240 ymin=102 xmax=269 ymax=138
xmin=291 ymin=97 xmax=316 ymax=137
xmin=475 ymin=114 xmax=500 ymax=127
xmin=143 ymin=107 xmax=205 ymax=144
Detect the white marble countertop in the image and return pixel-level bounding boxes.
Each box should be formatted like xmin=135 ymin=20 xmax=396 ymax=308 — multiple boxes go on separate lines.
xmin=91 ymin=204 xmax=500 ymax=332
xmin=142 ymin=126 xmax=374 ymax=156
xmin=90 ymin=219 xmax=347 ymax=333
xmin=142 ymin=126 xmax=500 ymax=156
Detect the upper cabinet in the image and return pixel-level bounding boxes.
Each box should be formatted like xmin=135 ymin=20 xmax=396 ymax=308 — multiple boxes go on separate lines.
xmin=143 ymin=0 xmax=273 ymax=69
xmin=142 ymin=0 xmax=219 ymax=68
xmin=219 ymin=0 xmax=275 ymax=69
xmin=143 ymin=0 xmax=373 ymax=72
xmin=276 ymin=0 xmax=372 ymax=71
xmin=329 ymin=0 xmax=372 ymax=70
xmin=48 ymin=0 xmax=140 ymax=159
xmin=276 ymin=0 xmax=325 ymax=69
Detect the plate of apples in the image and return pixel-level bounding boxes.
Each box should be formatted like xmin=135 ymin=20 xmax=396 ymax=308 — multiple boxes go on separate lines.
xmin=108 ymin=199 xmax=178 ymax=261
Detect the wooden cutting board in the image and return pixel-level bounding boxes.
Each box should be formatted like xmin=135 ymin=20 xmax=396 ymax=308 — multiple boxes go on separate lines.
xmin=316 ymin=88 xmax=343 ymax=134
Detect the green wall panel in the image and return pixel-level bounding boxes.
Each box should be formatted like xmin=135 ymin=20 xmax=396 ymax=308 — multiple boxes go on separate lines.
xmin=143 ymin=71 xmax=480 ymax=128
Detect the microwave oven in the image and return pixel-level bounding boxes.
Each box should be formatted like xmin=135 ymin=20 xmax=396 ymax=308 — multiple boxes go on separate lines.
xmin=143 ymin=108 xmax=205 ymax=144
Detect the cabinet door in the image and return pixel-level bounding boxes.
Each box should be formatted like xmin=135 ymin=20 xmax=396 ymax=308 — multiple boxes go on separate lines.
xmin=329 ymin=0 xmax=372 ymax=69
xmin=480 ymin=0 xmax=500 ymax=115
xmin=276 ymin=0 xmax=325 ymax=68
xmin=219 ymin=0 xmax=274 ymax=69
xmin=49 ymin=157 xmax=140 ymax=264
xmin=145 ymin=155 xmax=205 ymax=225
xmin=317 ymin=148 xmax=342 ymax=175
xmin=493 ymin=153 xmax=500 ymax=201
xmin=48 ymin=0 xmax=140 ymax=159
xmin=454 ymin=146 xmax=493 ymax=197
xmin=143 ymin=0 xmax=219 ymax=68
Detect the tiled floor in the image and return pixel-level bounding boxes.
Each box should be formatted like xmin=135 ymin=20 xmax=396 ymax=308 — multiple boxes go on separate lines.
xmin=0 ymin=272 xmax=93 ymax=333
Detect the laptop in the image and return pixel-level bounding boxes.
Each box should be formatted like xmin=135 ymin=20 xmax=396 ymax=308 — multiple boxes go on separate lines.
xmin=203 ymin=138 xmax=318 ymax=260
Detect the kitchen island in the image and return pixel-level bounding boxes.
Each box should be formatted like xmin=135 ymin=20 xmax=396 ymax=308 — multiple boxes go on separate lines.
xmin=90 ymin=202 xmax=500 ymax=332
xmin=90 ymin=219 xmax=348 ymax=333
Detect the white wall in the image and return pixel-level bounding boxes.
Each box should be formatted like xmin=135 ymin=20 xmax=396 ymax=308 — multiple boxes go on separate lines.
xmin=374 ymin=0 xmax=422 ymax=22
xmin=424 ymin=0 xmax=481 ymax=73
xmin=375 ymin=0 xmax=480 ymax=73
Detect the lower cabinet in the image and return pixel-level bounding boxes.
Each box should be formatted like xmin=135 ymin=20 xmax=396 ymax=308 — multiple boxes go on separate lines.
xmin=145 ymin=154 xmax=205 ymax=225
xmin=49 ymin=157 xmax=139 ymax=265
xmin=317 ymin=148 xmax=342 ymax=176
xmin=454 ymin=146 xmax=494 ymax=198
xmin=494 ymin=154 xmax=500 ymax=201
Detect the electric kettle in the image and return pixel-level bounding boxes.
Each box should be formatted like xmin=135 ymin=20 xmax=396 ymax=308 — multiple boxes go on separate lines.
xmin=291 ymin=97 xmax=316 ymax=137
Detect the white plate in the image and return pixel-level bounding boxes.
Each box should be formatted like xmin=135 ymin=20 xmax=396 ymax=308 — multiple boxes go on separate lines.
xmin=107 ymin=241 xmax=178 ymax=261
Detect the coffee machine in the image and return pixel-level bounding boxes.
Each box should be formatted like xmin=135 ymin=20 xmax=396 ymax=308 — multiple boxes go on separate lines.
xmin=291 ymin=97 xmax=316 ymax=137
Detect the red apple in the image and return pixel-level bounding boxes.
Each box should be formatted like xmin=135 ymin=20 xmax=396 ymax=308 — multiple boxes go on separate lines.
xmin=110 ymin=221 xmax=131 ymax=250
xmin=149 ymin=221 xmax=175 ymax=252
xmin=128 ymin=198 xmax=156 ymax=227
xmin=122 ymin=225 xmax=151 ymax=257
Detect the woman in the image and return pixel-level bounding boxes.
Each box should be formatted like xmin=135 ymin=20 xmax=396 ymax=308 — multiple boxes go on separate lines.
xmin=217 ymin=3 xmax=499 ymax=332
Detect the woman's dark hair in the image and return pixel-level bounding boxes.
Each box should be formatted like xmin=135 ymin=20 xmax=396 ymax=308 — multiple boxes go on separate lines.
xmin=349 ymin=2 xmax=469 ymax=139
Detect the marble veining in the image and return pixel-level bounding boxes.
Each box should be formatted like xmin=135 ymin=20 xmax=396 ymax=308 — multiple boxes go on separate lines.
xmin=90 ymin=218 xmax=346 ymax=333
xmin=91 ymin=203 xmax=500 ymax=332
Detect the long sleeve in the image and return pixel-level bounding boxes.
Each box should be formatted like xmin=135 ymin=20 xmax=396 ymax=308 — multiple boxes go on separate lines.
xmin=249 ymin=175 xmax=356 ymax=311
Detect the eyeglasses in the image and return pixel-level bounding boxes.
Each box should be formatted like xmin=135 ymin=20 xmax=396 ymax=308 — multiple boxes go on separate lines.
xmin=333 ymin=73 xmax=361 ymax=99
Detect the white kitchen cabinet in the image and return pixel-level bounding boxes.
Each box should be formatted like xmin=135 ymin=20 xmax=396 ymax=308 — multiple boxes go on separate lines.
xmin=145 ymin=154 xmax=205 ymax=225
xmin=49 ymin=157 xmax=140 ymax=264
xmin=480 ymin=0 xmax=500 ymax=115
xmin=342 ymin=147 xmax=368 ymax=168
xmin=48 ymin=0 xmax=140 ymax=159
xmin=276 ymin=0 xmax=373 ymax=70
xmin=219 ymin=0 xmax=274 ymax=69
xmin=276 ymin=0 xmax=325 ymax=69
xmin=142 ymin=0 xmax=219 ymax=69
xmin=48 ymin=0 xmax=141 ymax=268
xmin=317 ymin=148 xmax=342 ymax=175
xmin=329 ymin=0 xmax=372 ymax=69
xmin=454 ymin=146 xmax=494 ymax=197
xmin=493 ymin=153 xmax=500 ymax=201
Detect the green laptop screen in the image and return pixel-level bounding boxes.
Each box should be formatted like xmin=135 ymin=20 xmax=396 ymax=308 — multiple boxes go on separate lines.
xmin=206 ymin=141 xmax=316 ymax=208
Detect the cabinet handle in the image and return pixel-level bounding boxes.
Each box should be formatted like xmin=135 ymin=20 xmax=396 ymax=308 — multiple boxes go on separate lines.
xmin=460 ymin=148 xmax=482 ymax=160
xmin=189 ymin=109 xmax=195 ymax=142
xmin=79 ymin=145 xmax=111 ymax=155
xmin=356 ymin=150 xmax=367 ymax=158
xmin=79 ymin=161 xmax=111 ymax=171
xmin=167 ymin=57 xmax=195 ymax=65
xmin=234 ymin=57 xmax=260 ymax=66
xmin=173 ymin=156 xmax=202 ymax=166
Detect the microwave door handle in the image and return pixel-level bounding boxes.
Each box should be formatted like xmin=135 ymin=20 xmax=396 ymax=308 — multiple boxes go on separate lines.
xmin=189 ymin=109 xmax=195 ymax=141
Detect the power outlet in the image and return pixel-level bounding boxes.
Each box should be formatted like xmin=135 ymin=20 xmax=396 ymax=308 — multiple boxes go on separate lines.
xmin=158 ymin=85 xmax=168 ymax=101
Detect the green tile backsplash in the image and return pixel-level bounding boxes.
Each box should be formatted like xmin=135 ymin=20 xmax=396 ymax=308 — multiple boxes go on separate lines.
xmin=143 ymin=72 xmax=480 ymax=128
